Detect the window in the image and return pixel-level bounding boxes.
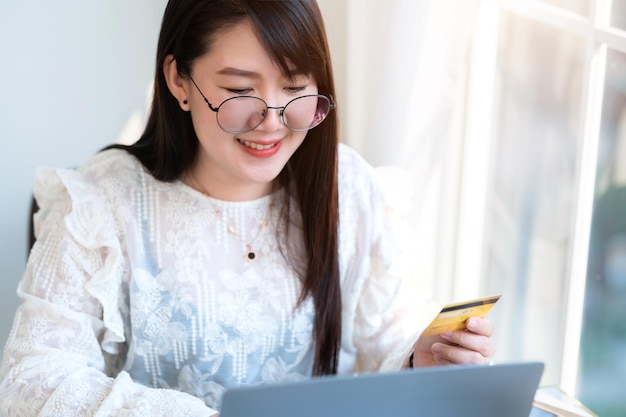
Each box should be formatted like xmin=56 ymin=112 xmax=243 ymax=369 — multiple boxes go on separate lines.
xmin=318 ymin=1 xmax=623 ymax=412
xmin=461 ymin=1 xmax=626 ymax=415
xmin=579 ymin=47 xmax=626 ymax=417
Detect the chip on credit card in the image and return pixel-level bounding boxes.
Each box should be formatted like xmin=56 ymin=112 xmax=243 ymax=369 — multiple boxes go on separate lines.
xmin=422 ymin=295 xmax=501 ymax=336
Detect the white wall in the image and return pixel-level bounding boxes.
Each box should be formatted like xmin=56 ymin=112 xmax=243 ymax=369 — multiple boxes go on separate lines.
xmin=0 ymin=1 xmax=167 ymax=353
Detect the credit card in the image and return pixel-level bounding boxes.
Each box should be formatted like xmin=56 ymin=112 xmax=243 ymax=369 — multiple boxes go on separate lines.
xmin=422 ymin=295 xmax=501 ymax=336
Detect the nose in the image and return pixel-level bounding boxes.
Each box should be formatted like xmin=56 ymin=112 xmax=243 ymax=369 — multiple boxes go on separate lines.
xmin=258 ymin=105 xmax=285 ymax=131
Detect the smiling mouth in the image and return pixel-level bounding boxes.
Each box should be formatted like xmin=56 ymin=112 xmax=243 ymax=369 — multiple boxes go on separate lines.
xmin=237 ymin=139 xmax=277 ymax=150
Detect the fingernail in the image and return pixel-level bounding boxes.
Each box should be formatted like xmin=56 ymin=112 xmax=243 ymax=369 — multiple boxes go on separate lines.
xmin=466 ymin=318 xmax=476 ymax=330
xmin=441 ymin=332 xmax=453 ymax=340
xmin=432 ymin=343 xmax=443 ymax=354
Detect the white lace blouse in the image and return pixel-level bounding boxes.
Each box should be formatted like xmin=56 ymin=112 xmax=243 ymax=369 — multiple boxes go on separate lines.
xmin=0 ymin=144 xmax=421 ymax=416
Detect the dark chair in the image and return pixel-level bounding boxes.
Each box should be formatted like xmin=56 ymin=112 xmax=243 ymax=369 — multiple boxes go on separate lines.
xmin=28 ymin=195 xmax=39 ymax=254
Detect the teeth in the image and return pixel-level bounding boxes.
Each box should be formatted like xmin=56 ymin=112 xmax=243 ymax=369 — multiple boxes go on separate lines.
xmin=239 ymin=139 xmax=276 ymax=150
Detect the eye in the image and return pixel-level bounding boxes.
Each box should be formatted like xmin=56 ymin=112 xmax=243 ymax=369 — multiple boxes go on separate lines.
xmin=285 ymin=86 xmax=307 ymax=94
xmin=226 ymin=88 xmax=253 ymax=95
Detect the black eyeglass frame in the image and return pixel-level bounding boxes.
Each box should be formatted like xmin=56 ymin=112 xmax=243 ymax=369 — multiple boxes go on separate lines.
xmin=187 ymin=74 xmax=336 ymax=134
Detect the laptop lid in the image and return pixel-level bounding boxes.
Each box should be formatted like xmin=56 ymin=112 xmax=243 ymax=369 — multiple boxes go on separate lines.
xmin=220 ymin=361 xmax=544 ymax=417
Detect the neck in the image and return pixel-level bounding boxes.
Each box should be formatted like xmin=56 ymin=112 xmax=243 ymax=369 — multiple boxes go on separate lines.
xmin=184 ymin=168 xmax=276 ymax=202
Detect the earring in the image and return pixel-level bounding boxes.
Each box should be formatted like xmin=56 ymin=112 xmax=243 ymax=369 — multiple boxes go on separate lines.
xmin=183 ymin=100 xmax=188 ymax=105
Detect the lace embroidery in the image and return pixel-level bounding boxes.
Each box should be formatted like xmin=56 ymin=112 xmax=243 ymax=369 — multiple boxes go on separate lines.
xmin=0 ymin=145 xmax=419 ymax=416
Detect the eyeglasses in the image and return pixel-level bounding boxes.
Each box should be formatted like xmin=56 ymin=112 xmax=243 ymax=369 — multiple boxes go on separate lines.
xmin=188 ymin=75 xmax=336 ymax=134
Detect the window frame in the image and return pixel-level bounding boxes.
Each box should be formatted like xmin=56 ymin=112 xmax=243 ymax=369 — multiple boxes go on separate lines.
xmin=458 ymin=0 xmax=626 ymax=394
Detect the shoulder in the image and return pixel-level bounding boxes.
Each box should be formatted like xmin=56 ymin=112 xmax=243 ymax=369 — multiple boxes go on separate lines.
xmin=34 ymin=148 xmax=145 ymax=191
xmin=336 ymin=143 xmax=384 ymax=266
xmin=338 ymin=143 xmax=379 ymax=190
xmin=33 ymin=149 xmax=148 ymax=226
xmin=338 ymin=142 xmax=377 ymax=179
xmin=77 ymin=148 xmax=145 ymax=183
xmin=31 ymin=149 xmax=144 ymax=247
xmin=336 ymin=143 xmax=414 ymax=246
xmin=337 ymin=143 xmax=383 ymax=210
xmin=68 ymin=148 xmax=150 ymax=203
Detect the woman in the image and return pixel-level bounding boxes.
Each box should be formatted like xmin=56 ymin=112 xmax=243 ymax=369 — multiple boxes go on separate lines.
xmin=0 ymin=1 xmax=494 ymax=416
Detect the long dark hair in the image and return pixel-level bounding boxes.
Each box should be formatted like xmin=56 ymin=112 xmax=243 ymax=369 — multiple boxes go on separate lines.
xmin=107 ymin=0 xmax=341 ymax=376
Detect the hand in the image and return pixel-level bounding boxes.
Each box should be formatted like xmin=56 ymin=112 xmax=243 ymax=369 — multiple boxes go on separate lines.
xmin=411 ymin=317 xmax=495 ymax=367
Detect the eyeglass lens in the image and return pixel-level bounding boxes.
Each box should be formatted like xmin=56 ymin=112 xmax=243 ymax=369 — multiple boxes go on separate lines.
xmin=216 ymin=95 xmax=331 ymax=134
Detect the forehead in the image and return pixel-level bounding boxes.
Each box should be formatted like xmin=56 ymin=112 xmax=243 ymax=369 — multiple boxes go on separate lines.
xmin=197 ymin=19 xmax=305 ymax=80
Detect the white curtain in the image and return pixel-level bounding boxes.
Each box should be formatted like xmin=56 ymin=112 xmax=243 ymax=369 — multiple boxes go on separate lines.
xmin=319 ymin=0 xmax=481 ymax=303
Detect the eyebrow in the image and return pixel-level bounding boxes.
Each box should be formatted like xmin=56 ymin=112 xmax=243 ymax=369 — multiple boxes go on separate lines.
xmin=216 ymin=66 xmax=310 ymax=80
xmin=216 ymin=67 xmax=261 ymax=78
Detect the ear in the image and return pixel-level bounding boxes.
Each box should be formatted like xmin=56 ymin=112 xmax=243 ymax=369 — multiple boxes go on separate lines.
xmin=163 ymin=54 xmax=190 ymax=111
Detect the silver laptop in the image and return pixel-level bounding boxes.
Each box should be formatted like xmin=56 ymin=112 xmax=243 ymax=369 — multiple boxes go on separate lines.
xmin=220 ymin=361 xmax=544 ymax=417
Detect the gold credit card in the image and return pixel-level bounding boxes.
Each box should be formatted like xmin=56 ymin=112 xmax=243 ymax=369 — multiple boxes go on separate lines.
xmin=422 ymin=295 xmax=501 ymax=336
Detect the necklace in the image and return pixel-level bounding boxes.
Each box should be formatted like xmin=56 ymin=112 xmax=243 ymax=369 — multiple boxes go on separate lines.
xmin=209 ymin=200 xmax=273 ymax=262
xmin=188 ymin=173 xmax=274 ymax=262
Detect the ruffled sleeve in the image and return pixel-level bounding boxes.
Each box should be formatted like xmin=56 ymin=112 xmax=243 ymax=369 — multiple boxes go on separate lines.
xmin=337 ymin=145 xmax=438 ymax=374
xmin=0 ymin=159 xmax=216 ymax=416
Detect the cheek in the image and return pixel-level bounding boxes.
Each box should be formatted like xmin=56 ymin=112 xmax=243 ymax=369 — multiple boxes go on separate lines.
xmin=289 ymin=131 xmax=308 ymax=152
xmin=190 ymin=107 xmax=225 ymax=142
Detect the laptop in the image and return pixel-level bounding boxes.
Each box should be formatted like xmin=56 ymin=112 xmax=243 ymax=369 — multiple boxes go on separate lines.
xmin=220 ymin=361 xmax=544 ymax=417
